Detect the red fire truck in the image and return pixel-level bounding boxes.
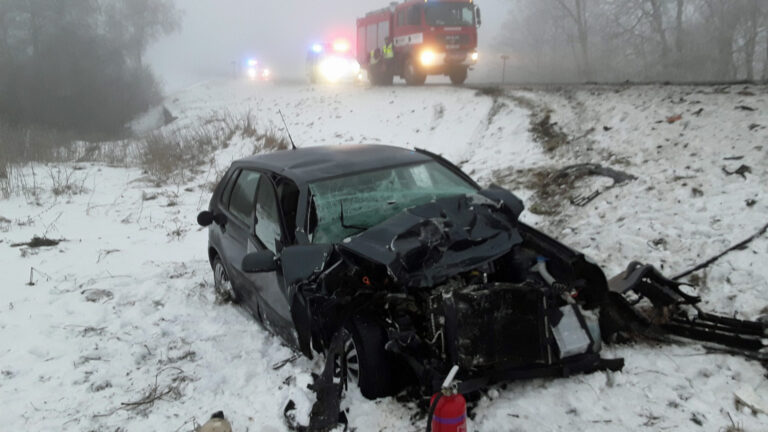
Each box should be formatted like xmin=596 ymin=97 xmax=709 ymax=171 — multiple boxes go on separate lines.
xmin=356 ymin=0 xmax=481 ymax=86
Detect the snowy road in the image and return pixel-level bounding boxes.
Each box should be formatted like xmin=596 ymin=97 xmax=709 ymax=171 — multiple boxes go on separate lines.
xmin=1 ymin=81 xmax=767 ymax=431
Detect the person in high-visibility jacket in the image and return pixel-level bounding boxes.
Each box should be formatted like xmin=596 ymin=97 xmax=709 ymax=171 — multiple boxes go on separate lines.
xmin=370 ymin=47 xmax=381 ymax=65
xmin=382 ymin=37 xmax=394 ymax=60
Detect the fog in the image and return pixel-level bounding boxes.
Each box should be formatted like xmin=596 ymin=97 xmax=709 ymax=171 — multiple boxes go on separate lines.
xmin=3 ymin=0 xmax=766 ymax=137
xmin=147 ymin=0 xmax=510 ymax=90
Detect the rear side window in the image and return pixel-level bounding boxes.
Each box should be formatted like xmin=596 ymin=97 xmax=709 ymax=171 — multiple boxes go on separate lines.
xmin=254 ymin=177 xmax=283 ymax=253
xmin=219 ymin=169 xmax=239 ymax=208
xmin=228 ymin=170 xmax=261 ymax=225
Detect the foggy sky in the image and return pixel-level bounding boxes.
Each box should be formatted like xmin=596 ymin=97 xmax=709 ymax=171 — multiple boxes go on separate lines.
xmin=147 ymin=0 xmax=510 ymax=91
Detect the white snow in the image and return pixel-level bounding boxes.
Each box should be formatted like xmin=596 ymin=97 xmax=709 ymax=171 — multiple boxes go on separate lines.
xmin=1 ymin=80 xmax=767 ymax=431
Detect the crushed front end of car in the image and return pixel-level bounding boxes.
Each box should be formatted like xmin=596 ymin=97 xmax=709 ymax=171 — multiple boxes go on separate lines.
xmin=281 ymin=186 xmax=765 ymax=431
xmin=288 ymin=187 xmax=624 ymax=395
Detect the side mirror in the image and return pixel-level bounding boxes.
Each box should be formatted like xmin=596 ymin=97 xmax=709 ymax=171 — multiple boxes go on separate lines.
xmin=476 ymin=6 xmax=482 ymax=27
xmin=242 ymin=250 xmax=277 ymax=273
xmin=198 ymin=211 xmax=228 ymax=227
xmin=197 ymin=211 xmax=214 ymax=227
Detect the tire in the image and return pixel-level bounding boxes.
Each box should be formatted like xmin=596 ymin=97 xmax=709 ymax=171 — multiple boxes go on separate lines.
xmin=379 ymin=71 xmax=394 ymax=86
xmin=368 ymin=68 xmax=380 ymax=86
xmin=213 ymin=256 xmax=239 ymax=304
xmin=403 ymin=59 xmax=427 ymax=86
xmin=342 ymin=316 xmax=400 ymax=399
xmin=449 ymin=67 xmax=468 ymax=85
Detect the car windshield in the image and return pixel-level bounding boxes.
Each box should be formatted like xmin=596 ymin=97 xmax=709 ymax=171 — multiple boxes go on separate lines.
xmin=309 ymin=161 xmax=477 ymax=244
xmin=425 ymin=4 xmax=475 ymax=27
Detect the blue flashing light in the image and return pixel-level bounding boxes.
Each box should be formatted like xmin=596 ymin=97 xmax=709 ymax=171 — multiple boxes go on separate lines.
xmin=311 ymin=44 xmax=323 ymax=53
xmin=247 ymin=59 xmax=258 ymax=67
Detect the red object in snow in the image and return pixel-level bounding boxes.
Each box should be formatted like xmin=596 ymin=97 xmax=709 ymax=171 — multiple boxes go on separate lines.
xmin=430 ymin=393 xmax=467 ymax=432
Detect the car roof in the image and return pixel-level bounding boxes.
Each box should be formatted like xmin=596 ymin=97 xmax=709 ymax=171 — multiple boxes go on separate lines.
xmin=234 ymin=144 xmax=434 ymax=183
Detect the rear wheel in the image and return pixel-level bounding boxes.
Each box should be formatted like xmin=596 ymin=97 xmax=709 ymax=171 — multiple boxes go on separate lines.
xmin=213 ymin=257 xmax=238 ymax=304
xmin=404 ymin=59 xmax=427 ymax=86
xmin=449 ymin=67 xmax=468 ymax=85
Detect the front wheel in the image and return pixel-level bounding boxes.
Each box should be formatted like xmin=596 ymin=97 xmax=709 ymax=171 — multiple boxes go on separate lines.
xmin=403 ymin=59 xmax=427 ymax=86
xmin=339 ymin=317 xmax=401 ymax=399
xmin=213 ymin=257 xmax=239 ymax=304
xmin=449 ymin=67 xmax=468 ymax=85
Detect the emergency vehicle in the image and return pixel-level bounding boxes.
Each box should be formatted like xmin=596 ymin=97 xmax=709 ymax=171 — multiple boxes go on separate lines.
xmin=306 ymin=40 xmax=361 ymax=84
xmin=356 ymin=0 xmax=481 ymax=85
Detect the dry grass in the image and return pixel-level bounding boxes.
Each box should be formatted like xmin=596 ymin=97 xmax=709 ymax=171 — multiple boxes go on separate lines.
xmin=139 ymin=110 xmax=288 ymax=185
xmin=48 ymin=166 xmax=89 ymax=196
xmin=257 ymin=128 xmax=291 ymax=153
xmin=1 ymin=109 xmax=287 ymax=195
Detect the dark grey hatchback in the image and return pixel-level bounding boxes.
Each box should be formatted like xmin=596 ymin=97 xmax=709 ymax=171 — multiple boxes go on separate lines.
xmin=197 ymin=144 xmax=634 ymax=402
xmin=199 ymin=144 xmax=766 ymax=430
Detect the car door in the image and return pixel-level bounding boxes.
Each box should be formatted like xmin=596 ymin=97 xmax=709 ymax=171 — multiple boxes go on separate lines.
xmin=218 ymin=169 xmax=261 ymax=309
xmin=247 ymin=175 xmax=299 ymax=347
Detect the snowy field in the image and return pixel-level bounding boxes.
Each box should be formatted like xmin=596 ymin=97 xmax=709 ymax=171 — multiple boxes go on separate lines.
xmin=1 ymin=80 xmax=767 ymax=431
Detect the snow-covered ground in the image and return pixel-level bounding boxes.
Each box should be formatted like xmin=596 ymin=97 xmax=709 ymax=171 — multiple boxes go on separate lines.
xmin=1 ymin=81 xmax=766 ymax=431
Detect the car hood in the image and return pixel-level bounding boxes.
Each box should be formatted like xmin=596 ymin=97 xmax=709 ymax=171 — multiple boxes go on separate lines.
xmin=339 ymin=187 xmax=525 ymax=288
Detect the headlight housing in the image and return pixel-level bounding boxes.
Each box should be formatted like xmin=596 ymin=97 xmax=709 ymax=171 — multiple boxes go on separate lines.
xmin=471 ymin=51 xmax=479 ymax=62
xmin=420 ymin=50 xmax=437 ymax=67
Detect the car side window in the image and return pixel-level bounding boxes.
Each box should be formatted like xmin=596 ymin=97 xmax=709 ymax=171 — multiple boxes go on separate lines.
xmin=219 ymin=169 xmax=240 ymax=208
xmin=254 ymin=176 xmax=283 ymax=253
xmin=276 ymin=178 xmax=300 ymax=244
xmin=227 ymin=170 xmax=261 ymax=225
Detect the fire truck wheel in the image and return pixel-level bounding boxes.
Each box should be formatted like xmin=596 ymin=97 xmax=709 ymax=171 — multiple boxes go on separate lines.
xmin=449 ymin=68 xmax=468 ymax=85
xmin=368 ymin=68 xmax=381 ymax=86
xmin=346 ymin=316 xmax=400 ymax=399
xmin=380 ymin=71 xmax=394 ymax=86
xmin=404 ymin=59 xmax=427 ymax=86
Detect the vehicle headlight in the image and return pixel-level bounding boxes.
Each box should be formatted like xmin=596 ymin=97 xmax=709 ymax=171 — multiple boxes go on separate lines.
xmin=471 ymin=51 xmax=479 ymax=62
xmin=319 ymin=57 xmax=346 ymax=82
xmin=247 ymin=68 xmax=258 ymax=79
xmin=420 ymin=50 xmax=437 ymax=66
xmin=262 ymin=69 xmax=271 ymax=78
xmin=351 ymin=60 xmax=361 ymax=74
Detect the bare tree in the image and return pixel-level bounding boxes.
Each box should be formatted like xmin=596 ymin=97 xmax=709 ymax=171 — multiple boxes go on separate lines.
xmin=704 ymin=0 xmax=747 ymax=80
xmin=105 ymin=0 xmax=181 ymax=67
xmin=647 ymin=0 xmax=670 ymax=64
xmin=494 ymin=0 xmax=768 ymax=83
xmin=740 ymin=0 xmax=760 ymax=81
xmin=552 ymin=0 xmax=591 ymax=80
xmin=675 ymin=0 xmax=685 ymax=55
xmin=0 ymin=0 xmax=177 ymax=134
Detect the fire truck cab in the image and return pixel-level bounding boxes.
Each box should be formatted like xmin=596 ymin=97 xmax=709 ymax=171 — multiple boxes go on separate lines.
xmin=356 ymin=0 xmax=481 ymax=86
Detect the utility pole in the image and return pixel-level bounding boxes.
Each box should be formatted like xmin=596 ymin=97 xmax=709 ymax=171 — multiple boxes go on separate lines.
xmin=500 ymin=55 xmax=510 ymax=85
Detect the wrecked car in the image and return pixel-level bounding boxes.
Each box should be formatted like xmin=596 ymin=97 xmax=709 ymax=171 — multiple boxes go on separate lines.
xmin=197 ymin=144 xmax=766 ymax=408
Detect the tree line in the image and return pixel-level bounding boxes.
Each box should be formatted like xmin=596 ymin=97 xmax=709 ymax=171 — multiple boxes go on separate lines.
xmin=0 ymin=0 xmax=180 ymax=136
xmin=498 ymin=0 xmax=768 ymax=83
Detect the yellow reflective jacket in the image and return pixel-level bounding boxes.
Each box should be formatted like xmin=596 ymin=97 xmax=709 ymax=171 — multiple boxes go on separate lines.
xmin=382 ymin=43 xmax=394 ymax=59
